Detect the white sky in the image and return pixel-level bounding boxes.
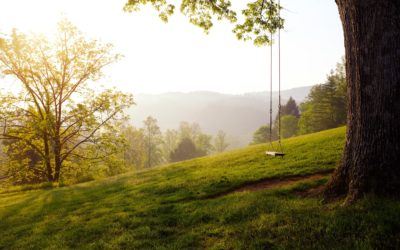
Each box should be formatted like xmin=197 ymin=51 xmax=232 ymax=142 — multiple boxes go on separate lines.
xmin=0 ymin=0 xmax=344 ymax=94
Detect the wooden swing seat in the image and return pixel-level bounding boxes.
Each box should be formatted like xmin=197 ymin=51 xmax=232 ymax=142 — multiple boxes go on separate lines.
xmin=266 ymin=151 xmax=285 ymax=157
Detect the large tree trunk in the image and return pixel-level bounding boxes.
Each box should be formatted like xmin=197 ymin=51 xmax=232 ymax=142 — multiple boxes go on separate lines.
xmin=325 ymin=0 xmax=400 ymax=203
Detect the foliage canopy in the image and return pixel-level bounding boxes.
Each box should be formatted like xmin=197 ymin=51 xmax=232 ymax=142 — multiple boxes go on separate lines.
xmin=124 ymin=0 xmax=284 ymax=46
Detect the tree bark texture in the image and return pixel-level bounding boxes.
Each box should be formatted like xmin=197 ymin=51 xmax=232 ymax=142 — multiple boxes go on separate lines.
xmin=325 ymin=0 xmax=400 ymax=203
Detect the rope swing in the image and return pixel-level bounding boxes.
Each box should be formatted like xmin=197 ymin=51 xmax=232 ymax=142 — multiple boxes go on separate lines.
xmin=266 ymin=0 xmax=285 ymax=157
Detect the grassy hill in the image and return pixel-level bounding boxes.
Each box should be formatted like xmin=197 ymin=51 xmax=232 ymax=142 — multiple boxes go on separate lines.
xmin=1 ymin=127 xmax=399 ymax=249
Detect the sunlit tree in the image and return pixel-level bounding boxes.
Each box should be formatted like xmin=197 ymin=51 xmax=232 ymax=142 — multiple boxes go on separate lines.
xmin=281 ymin=97 xmax=300 ymax=118
xmin=0 ymin=20 xmax=134 ymax=182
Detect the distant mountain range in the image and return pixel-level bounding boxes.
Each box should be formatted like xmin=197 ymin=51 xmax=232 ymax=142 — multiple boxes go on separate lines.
xmin=128 ymin=86 xmax=313 ymax=148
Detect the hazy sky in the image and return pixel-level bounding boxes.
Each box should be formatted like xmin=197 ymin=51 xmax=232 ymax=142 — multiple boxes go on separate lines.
xmin=0 ymin=0 xmax=344 ymax=94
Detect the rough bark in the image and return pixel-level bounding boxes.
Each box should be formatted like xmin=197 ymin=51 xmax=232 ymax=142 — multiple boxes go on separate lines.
xmin=324 ymin=0 xmax=400 ymax=203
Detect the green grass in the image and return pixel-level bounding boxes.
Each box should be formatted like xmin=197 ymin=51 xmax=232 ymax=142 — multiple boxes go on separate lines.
xmin=1 ymin=127 xmax=400 ymax=249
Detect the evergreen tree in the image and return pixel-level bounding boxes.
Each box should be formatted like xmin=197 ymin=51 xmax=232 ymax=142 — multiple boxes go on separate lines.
xmin=298 ymin=60 xmax=347 ymax=134
xmin=281 ymin=97 xmax=300 ymax=118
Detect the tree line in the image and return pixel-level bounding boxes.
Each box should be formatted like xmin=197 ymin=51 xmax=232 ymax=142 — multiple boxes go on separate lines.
xmin=122 ymin=118 xmax=230 ymax=169
xmin=251 ymin=59 xmax=347 ymax=144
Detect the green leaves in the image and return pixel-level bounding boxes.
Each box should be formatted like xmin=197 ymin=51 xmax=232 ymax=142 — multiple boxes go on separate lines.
xmin=124 ymin=0 xmax=284 ymax=46
xmin=298 ymin=59 xmax=347 ymax=135
xmin=0 ymin=19 xmax=135 ymax=184
xmin=234 ymin=0 xmax=283 ymax=46
xmin=180 ymin=0 xmax=237 ymax=33
xmin=124 ymin=0 xmax=176 ymax=22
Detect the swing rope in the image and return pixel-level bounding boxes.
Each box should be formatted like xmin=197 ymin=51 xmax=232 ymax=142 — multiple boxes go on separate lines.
xmin=277 ymin=0 xmax=283 ymax=152
xmin=266 ymin=0 xmax=284 ymax=156
xmin=269 ymin=26 xmax=274 ymax=150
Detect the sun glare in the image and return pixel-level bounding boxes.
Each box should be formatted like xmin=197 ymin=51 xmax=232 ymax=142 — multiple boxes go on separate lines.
xmin=0 ymin=0 xmax=344 ymax=94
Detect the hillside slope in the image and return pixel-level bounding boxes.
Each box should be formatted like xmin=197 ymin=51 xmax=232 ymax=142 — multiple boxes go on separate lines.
xmin=1 ymin=127 xmax=400 ymax=249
